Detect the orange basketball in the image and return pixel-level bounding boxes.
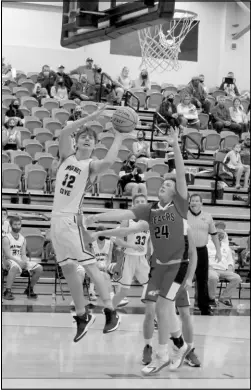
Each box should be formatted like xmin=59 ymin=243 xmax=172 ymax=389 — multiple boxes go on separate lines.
xmin=112 ymin=106 xmax=139 ymax=133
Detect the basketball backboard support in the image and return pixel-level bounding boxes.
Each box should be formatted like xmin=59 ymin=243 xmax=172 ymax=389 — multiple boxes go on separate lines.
xmin=61 ymin=0 xmax=175 ymax=49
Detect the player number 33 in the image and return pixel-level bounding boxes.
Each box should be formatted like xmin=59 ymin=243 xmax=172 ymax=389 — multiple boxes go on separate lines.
xmin=154 ymin=225 xmax=170 ymax=239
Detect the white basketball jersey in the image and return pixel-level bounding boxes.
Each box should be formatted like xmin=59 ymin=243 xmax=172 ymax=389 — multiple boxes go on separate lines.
xmin=6 ymin=233 xmax=25 ymax=260
xmin=52 ymin=155 xmax=93 ymax=214
xmin=124 ymin=220 xmax=150 ymax=256
xmin=92 ymin=239 xmax=111 ymax=262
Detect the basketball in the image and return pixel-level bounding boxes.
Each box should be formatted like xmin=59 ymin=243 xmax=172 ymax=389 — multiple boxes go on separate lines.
xmin=111 ymin=107 xmax=139 ymax=133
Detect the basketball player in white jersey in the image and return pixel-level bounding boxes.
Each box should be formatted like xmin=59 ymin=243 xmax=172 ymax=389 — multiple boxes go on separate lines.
xmin=2 ymin=215 xmax=43 ymax=300
xmin=50 ymin=105 xmax=126 ymax=342
xmin=2 ymin=208 xmax=11 ymax=237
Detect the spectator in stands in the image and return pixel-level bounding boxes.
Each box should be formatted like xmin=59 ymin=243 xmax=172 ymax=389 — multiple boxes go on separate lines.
xmin=185 ymin=76 xmax=211 ymax=114
xmin=211 ymin=96 xmax=241 ymax=134
xmin=2 ymin=118 xmax=22 ymax=151
xmin=50 ymin=77 xmax=68 ymax=103
xmin=70 ymin=58 xmax=95 ymax=86
xmin=240 ymin=235 xmax=250 ymax=267
xmin=32 ymin=83 xmax=42 ymax=99
xmin=37 ymin=65 xmax=58 ymax=96
xmin=2 ymin=208 xmax=11 ymax=237
xmin=134 ymin=69 xmax=151 ymax=92
xmin=2 ymin=215 xmax=43 ymax=300
xmin=132 ymin=130 xmax=151 ymax=160
xmin=224 ymin=144 xmax=250 ymax=189
xmin=32 ymin=84 xmax=49 ymax=106
xmin=69 ymin=75 xmax=90 ymax=101
xmin=2 ymin=58 xmax=16 ymax=84
xmin=219 ymin=72 xmax=240 ymax=98
xmin=5 ymin=99 xmax=24 ymax=127
xmin=241 ymin=134 xmax=250 ymax=166
xmin=68 ymin=105 xmax=84 ymax=122
xmin=57 ymin=65 xmax=73 ymax=93
xmin=229 ymin=97 xmax=249 ymax=134
xmin=119 ymin=153 xmax=147 ymax=196
xmin=199 ymin=74 xmax=208 ymax=93
xmin=158 ymin=94 xmax=182 ymax=130
xmin=208 ymin=228 xmax=241 ymax=307
xmin=116 ymin=66 xmax=133 ymax=92
xmin=177 ymin=94 xmax=200 ymax=130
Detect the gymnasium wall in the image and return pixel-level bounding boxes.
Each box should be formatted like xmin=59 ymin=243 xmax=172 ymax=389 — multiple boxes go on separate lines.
xmin=2 ymin=1 xmax=250 ymax=90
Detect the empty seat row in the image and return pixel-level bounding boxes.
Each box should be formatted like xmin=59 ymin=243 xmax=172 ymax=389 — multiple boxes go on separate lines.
xmin=183 ymin=129 xmax=240 ymax=152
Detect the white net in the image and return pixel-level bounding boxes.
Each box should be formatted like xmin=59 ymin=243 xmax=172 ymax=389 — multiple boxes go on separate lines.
xmin=138 ymin=11 xmax=198 ymax=73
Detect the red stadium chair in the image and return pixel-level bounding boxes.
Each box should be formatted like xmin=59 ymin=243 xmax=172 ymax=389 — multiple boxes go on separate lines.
xmin=198 ymin=113 xmax=209 ymax=130
xmin=7 ymin=80 xmax=18 ymax=92
xmin=2 ymin=95 xmax=14 ymax=108
xmin=61 ymin=100 xmax=77 ymax=113
xmin=100 ymin=134 xmax=114 ymax=149
xmin=130 ymin=91 xmax=147 ymax=109
xmin=31 ymin=107 xmax=50 ymax=121
xmin=111 ymin=159 xmax=123 ymax=175
xmin=23 ymin=139 xmax=43 ymax=158
xmin=151 ymin=83 xmax=162 ymax=93
xmin=80 ymin=102 xmax=98 ymax=114
xmin=19 ymin=128 xmax=32 ymax=144
xmin=85 ymin=120 xmax=104 ymax=135
xmin=13 ymin=87 xmax=30 ymax=99
xmin=136 ymin=160 xmax=148 ymax=173
xmin=162 ymin=86 xmax=178 ymax=96
xmin=12 ymin=151 xmax=32 ymax=170
xmin=34 ymin=152 xmax=54 ymax=170
xmin=147 ymin=92 xmax=163 ymax=109
xmin=27 ymin=72 xmax=39 ymax=83
xmin=2 ymin=152 xmax=10 ymax=164
xmin=118 ymin=146 xmax=130 ymax=161
xmin=146 ymin=175 xmax=164 ymax=196
xmin=24 ymin=116 xmax=42 ymax=132
xmin=2 ymin=163 xmax=22 ymax=189
xmin=43 ymin=118 xmax=62 ymax=134
xmin=151 ymin=163 xmax=169 ymax=176
xmin=45 ymin=140 xmax=59 ymax=157
xmin=24 ymin=233 xmax=45 ymax=259
xmin=19 ymin=80 xmax=35 ymax=94
xmin=20 ymin=106 xmax=30 ymax=117
xmin=51 ymin=108 xmax=70 ymax=125
xmin=98 ymin=115 xmax=111 ymax=128
xmin=212 ymin=90 xmax=225 ymax=100
xmin=42 ymin=98 xmax=60 ymax=112
xmin=220 ymin=133 xmax=239 ymax=150
xmin=202 ymin=133 xmax=221 ymax=152
xmin=122 ymin=136 xmax=137 ymax=152
xmin=2 ymin=86 xmax=11 ymax=95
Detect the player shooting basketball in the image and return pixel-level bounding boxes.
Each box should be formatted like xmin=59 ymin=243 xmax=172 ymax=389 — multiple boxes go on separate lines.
xmin=86 ymin=127 xmax=191 ymax=374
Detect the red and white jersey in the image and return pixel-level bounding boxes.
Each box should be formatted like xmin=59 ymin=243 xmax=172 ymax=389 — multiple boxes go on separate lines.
xmin=124 ymin=220 xmax=150 ymax=256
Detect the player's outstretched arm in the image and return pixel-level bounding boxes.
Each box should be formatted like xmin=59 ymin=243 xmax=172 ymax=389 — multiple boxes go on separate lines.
xmin=167 ymin=127 xmax=187 ymax=199
xmin=86 ymin=209 xmax=136 ymax=226
xmin=93 ymin=220 xmax=149 ymax=240
xmin=59 ymin=104 xmax=108 ymax=161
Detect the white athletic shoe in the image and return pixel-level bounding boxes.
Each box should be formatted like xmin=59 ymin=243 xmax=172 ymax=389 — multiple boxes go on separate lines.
xmin=141 ymin=354 xmax=170 ymax=376
xmin=117 ymin=297 xmax=129 ymax=308
xmin=169 ymin=342 xmax=188 ymax=371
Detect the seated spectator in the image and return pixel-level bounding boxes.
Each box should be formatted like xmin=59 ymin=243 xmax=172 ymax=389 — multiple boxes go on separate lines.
xmin=57 ymin=65 xmax=73 ymax=93
xmin=134 ymin=69 xmax=151 ymax=92
xmin=229 ymin=97 xmax=249 ymax=134
xmin=241 ymin=133 xmax=250 ymax=166
xmin=37 ymin=64 xmax=58 ymax=96
xmin=208 ymin=228 xmax=241 ymax=307
xmin=177 ymin=94 xmax=200 ymax=130
xmin=69 ymin=75 xmax=90 ymax=101
xmin=2 ymin=215 xmax=43 ymax=300
xmin=2 ymin=59 xmax=16 ymax=84
xmin=32 ymin=83 xmax=42 ymax=100
xmin=2 ymin=208 xmax=11 ymax=237
xmin=119 ymin=153 xmax=147 ymax=196
xmin=68 ymin=105 xmax=84 ymax=122
xmin=224 ymin=144 xmax=250 ymax=189
xmin=70 ymin=57 xmax=95 ymax=85
xmin=240 ymin=235 xmax=250 ymax=267
xmin=2 ymin=118 xmax=22 ymax=151
xmin=185 ymin=76 xmax=211 ymax=114
xmin=50 ymin=77 xmax=68 ymax=103
xmin=211 ymin=96 xmax=242 ymax=134
xmin=117 ymin=66 xmax=133 ymax=92
xmin=219 ymin=72 xmax=240 ymax=98
xmin=158 ymin=94 xmax=182 ymax=130
xmin=132 ymin=130 xmax=151 ymax=160
xmin=199 ymin=74 xmax=208 ymax=93
xmin=5 ymin=99 xmax=24 ymax=127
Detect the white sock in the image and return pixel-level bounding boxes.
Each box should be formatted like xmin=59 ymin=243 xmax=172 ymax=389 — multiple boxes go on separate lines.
xmin=145 ymin=339 xmax=152 ymax=347
xmin=187 ymin=342 xmax=194 ymax=350
xmin=157 ymin=344 xmax=168 ymax=358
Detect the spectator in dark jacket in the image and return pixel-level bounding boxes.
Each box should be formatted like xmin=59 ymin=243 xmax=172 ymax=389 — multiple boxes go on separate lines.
xmin=5 ymin=99 xmax=24 ymax=126
xmin=219 ymin=72 xmax=240 ymax=98
xmin=69 ymin=75 xmax=90 ymax=101
xmin=185 ymin=76 xmax=211 ymax=114
xmin=119 ymin=153 xmax=147 ymax=196
xmin=57 ymin=65 xmax=73 ymax=93
xmin=157 ymin=94 xmax=182 ymax=130
xmin=37 ymin=65 xmax=58 ymax=96
xmin=68 ymin=106 xmax=84 ymax=121
xmin=211 ymin=96 xmax=242 ymax=134
xmin=70 ymin=58 xmax=95 ymax=85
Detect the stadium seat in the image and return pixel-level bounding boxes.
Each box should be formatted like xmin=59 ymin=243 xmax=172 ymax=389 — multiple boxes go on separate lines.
xmin=111 ymin=159 xmax=123 ymax=175
xmin=98 ymin=115 xmax=111 ymax=128
xmin=202 ymin=133 xmax=221 ymax=152
xmin=7 ymin=80 xmax=18 ymax=92
xmin=19 ymin=128 xmax=32 ymax=144
xmin=162 ymin=86 xmax=178 ymax=96
xmin=34 ymin=152 xmax=54 ymax=170
xmin=23 ymin=139 xmax=43 ymax=158
xmin=54 ymin=129 xmax=62 ymax=140
xmin=151 ymin=83 xmax=162 ymax=93
xmin=2 ymin=152 xmax=10 ymax=164
xmin=17 ymin=77 xmax=27 ymax=86
xmin=43 ymin=118 xmax=62 ymax=134
xmin=31 ymin=107 xmax=50 ymax=120
xmin=207 ymin=95 xmax=216 ymax=107
xmin=19 ymin=80 xmax=35 ymax=94
xmin=136 ymin=160 xmax=148 ymax=173
xmin=144 ymin=171 xmax=160 ymax=180
xmin=61 ymin=100 xmax=77 ymax=113
xmin=118 ymin=146 xmax=130 ymax=161
xmin=182 ymin=130 xmax=202 ymax=157
xmin=24 ymin=116 xmax=42 ymax=132
xmin=42 ymin=98 xmax=60 ymax=112
xmin=2 ymin=163 xmax=22 ymax=189
xmin=92 ymin=145 xmax=108 ymax=160
xmin=25 ymin=164 xmax=47 ymax=191
xmin=2 ymin=105 xmax=7 ymax=118
xmin=21 ymin=96 xmax=39 ymax=110
xmin=199 ymin=113 xmax=209 ymax=129
xmin=212 ymin=90 xmax=225 ymax=100
xmin=146 ymin=175 xmax=164 ymax=196
xmin=12 ymin=151 xmax=32 ymax=170
xmin=20 ymin=106 xmax=30 ymax=117
xmin=224 ymin=98 xmax=233 ymax=110
xmin=122 ymin=136 xmax=137 ymax=152
xmin=27 ymin=72 xmax=39 ymax=83
xmin=173 ymin=94 xmax=181 ymax=106
xmin=45 ymin=140 xmax=59 ymax=157
xmin=147 ymin=92 xmax=163 ymax=109
xmin=130 ymin=91 xmax=147 ymax=109
xmin=100 ymin=134 xmax=114 ymax=149
xmin=151 ymin=163 xmax=169 ymax=176
xmin=51 ymin=108 xmax=70 ymax=125
xmin=34 ymin=128 xmax=53 ymax=144
xmin=80 ymin=102 xmax=98 ymax=114
xmin=86 ymin=120 xmax=104 ymax=135
xmin=220 ymin=133 xmax=239 ymax=150
xmin=16 ymin=70 xmax=27 ymax=79
xmin=97 ymin=172 xmax=119 ymax=195
xmin=2 ymin=95 xmax=14 ymax=107
xmin=13 ymin=87 xmax=30 ymax=99
xmin=25 ymin=233 xmax=45 ymax=259
xmin=2 ymin=86 xmax=11 ymax=95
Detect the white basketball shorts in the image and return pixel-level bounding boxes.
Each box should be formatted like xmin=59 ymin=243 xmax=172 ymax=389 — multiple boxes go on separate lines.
xmin=118 ymin=254 xmax=150 ymax=289
xmin=50 ymin=215 xmax=96 ymax=267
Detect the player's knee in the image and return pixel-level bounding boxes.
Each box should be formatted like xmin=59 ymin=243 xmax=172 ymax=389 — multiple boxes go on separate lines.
xmin=233 ymin=273 xmax=242 ymax=284
xmin=145 ymin=303 xmax=155 ymax=320
xmin=61 ymin=261 xmax=76 ymax=275
xmin=35 ymin=264 xmax=43 ymax=276
xmin=178 ymin=306 xmax=190 ymax=320
xmin=84 ymin=262 xmax=99 ymax=279
xmin=9 ymin=263 xmax=21 ymax=275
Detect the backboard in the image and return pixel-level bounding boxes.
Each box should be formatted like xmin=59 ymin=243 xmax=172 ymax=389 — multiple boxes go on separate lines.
xmin=61 ymin=0 xmax=175 ymax=49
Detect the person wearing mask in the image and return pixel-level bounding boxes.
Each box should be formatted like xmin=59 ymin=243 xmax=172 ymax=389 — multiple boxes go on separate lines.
xmin=188 ymin=194 xmax=222 ymax=315
xmin=158 ymin=94 xmax=182 ymax=130
xmin=70 ymin=58 xmax=95 ymax=86
xmin=2 ymin=118 xmax=22 ymax=151
xmin=132 ymin=130 xmax=151 ymax=160
xmin=57 ymin=65 xmax=73 ymax=93
xmin=185 ymin=76 xmax=211 ymax=114
xmin=211 ymin=96 xmax=241 ymax=134
xmin=69 ymin=75 xmax=90 ymax=101
xmin=68 ymin=106 xmax=84 ymax=122
xmin=119 ymin=153 xmax=147 ymax=196
xmin=50 ymin=77 xmax=69 ymax=103
xmin=229 ymin=97 xmax=249 ymax=134
xmin=219 ymin=72 xmax=240 ymax=98
xmin=134 ymin=69 xmax=151 ymax=92
xmin=208 ymin=227 xmax=241 ymax=307
xmin=37 ymin=65 xmax=58 ymax=96
xmin=177 ymin=94 xmax=200 ymax=130
xmin=2 ymin=215 xmax=43 ymax=300
xmin=224 ymin=144 xmax=250 ymax=189
xmin=5 ymin=99 xmax=24 ymax=127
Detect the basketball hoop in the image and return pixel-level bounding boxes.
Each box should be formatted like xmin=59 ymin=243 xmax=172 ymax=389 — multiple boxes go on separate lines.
xmin=138 ymin=10 xmax=198 ymax=73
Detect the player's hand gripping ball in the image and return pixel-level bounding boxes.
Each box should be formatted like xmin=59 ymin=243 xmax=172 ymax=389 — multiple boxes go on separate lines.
xmin=112 ymin=106 xmax=139 ymax=133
